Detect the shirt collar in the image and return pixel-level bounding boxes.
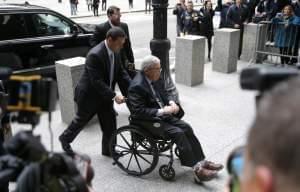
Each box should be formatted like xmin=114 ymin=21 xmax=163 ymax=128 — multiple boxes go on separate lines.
xmin=108 ymin=20 xmax=117 ymax=28
xmin=104 ymin=40 xmax=114 ymax=57
xmin=145 ymin=76 xmax=152 ymax=85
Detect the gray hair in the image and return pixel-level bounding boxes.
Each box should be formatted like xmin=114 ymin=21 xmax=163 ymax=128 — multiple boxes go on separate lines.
xmin=141 ymin=55 xmax=160 ymax=71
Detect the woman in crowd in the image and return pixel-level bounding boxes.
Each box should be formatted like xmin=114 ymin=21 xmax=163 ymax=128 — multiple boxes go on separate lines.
xmin=273 ymin=5 xmax=300 ymax=66
xmin=199 ymin=1 xmax=215 ymax=61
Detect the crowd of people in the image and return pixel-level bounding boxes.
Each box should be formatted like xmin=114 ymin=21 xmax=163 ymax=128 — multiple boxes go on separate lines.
xmin=69 ymin=0 xmax=153 ymax=16
xmin=69 ymin=0 xmax=107 ymax=16
xmin=174 ymin=0 xmax=300 ymax=61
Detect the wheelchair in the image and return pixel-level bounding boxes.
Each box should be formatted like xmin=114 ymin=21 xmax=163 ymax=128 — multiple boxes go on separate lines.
xmin=110 ymin=115 xmax=180 ymax=181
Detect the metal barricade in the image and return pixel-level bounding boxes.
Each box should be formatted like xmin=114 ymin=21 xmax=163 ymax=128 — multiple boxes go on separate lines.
xmin=253 ymin=20 xmax=300 ymax=66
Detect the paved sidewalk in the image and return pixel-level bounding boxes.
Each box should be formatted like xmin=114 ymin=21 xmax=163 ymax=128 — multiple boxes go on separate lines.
xmin=12 ymin=60 xmax=256 ymax=192
xmin=1 ymin=0 xmax=205 ymax=18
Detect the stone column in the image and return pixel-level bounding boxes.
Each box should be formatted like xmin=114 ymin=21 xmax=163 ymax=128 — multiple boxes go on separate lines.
xmin=241 ymin=23 xmax=268 ymax=63
xmin=175 ymin=35 xmax=206 ymax=86
xmin=212 ymin=28 xmax=240 ymax=73
xmin=55 ymin=57 xmax=85 ymax=124
xmin=151 ymin=0 xmax=179 ymax=102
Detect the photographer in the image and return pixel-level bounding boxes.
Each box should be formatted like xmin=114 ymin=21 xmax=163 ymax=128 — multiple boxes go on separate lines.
xmin=229 ymin=76 xmax=300 ymax=192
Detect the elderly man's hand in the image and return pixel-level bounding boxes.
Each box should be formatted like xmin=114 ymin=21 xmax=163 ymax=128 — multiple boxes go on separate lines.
xmin=114 ymin=95 xmax=126 ymax=104
xmin=169 ymin=101 xmax=180 ymax=114
xmin=163 ymin=106 xmax=175 ymax=115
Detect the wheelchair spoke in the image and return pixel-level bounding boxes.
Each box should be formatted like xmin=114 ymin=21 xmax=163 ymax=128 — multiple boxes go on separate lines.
xmin=114 ymin=149 xmax=130 ymax=156
xmin=133 ymin=153 xmax=143 ymax=173
xmin=114 ymin=144 xmax=130 ymax=151
xmin=120 ymin=151 xmax=130 ymax=156
xmin=136 ymin=153 xmax=152 ymax=165
xmin=126 ymin=153 xmax=134 ymax=170
xmin=120 ymin=132 xmax=132 ymax=149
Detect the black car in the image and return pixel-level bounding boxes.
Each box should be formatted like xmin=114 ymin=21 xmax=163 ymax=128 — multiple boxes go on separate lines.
xmin=0 ymin=3 xmax=94 ymax=78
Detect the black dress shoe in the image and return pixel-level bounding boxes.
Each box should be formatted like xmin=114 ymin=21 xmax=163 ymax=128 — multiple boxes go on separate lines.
xmin=59 ymin=136 xmax=74 ymax=156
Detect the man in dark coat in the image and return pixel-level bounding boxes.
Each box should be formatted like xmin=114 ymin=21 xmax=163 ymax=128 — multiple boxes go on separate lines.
xmin=90 ymin=5 xmax=135 ymax=78
xmin=92 ymin=0 xmax=99 ymax=16
xmin=127 ymin=55 xmax=223 ymax=183
xmin=199 ymin=1 xmax=215 ymax=61
xmin=59 ymin=27 xmax=131 ymax=157
xmin=181 ymin=1 xmax=201 ymax=35
xmin=227 ymin=0 xmax=249 ymax=57
xmin=173 ymin=0 xmax=186 ymax=36
xmin=245 ymin=0 xmax=260 ymax=22
xmin=219 ymin=0 xmax=232 ymax=28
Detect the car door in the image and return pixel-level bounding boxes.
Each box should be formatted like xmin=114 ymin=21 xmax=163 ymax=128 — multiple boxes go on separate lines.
xmin=25 ymin=11 xmax=92 ymax=78
xmin=0 ymin=13 xmax=32 ymax=72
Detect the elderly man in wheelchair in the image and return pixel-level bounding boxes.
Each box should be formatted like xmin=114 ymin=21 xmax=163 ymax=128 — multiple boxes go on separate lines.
xmin=109 ymin=55 xmax=223 ymax=183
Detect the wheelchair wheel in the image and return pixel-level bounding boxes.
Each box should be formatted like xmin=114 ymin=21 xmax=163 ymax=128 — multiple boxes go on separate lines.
xmin=174 ymin=147 xmax=180 ymax=158
xmin=159 ymin=164 xmax=175 ymax=181
xmin=110 ymin=125 xmax=159 ymax=176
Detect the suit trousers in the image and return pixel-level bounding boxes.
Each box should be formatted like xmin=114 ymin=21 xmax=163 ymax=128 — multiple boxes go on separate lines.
xmin=60 ymin=89 xmax=116 ymax=155
xmin=161 ymin=116 xmax=205 ymax=167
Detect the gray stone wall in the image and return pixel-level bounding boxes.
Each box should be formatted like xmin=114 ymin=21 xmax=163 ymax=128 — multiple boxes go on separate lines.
xmin=212 ymin=28 xmax=240 ymax=73
xmin=55 ymin=57 xmax=85 ymax=124
xmin=241 ymin=23 xmax=268 ymax=63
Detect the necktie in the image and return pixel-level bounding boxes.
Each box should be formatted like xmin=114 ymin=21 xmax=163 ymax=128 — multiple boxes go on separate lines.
xmin=109 ymin=53 xmax=114 ymax=88
xmin=150 ymin=82 xmax=164 ymax=108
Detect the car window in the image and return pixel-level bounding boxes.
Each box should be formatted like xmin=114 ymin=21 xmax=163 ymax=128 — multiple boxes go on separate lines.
xmin=0 ymin=14 xmax=29 ymax=40
xmin=31 ymin=13 xmax=72 ymax=36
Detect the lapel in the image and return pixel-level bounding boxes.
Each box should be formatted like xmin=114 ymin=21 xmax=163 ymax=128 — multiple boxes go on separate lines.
xmin=104 ymin=21 xmax=112 ymax=31
xmin=141 ymin=73 xmax=159 ymax=101
xmin=112 ymin=53 xmax=118 ymax=79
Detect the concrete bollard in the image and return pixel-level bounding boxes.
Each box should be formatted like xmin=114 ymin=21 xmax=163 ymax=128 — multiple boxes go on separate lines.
xmin=175 ymin=35 xmax=206 ymax=86
xmin=55 ymin=57 xmax=85 ymax=124
xmin=241 ymin=23 xmax=268 ymax=63
xmin=212 ymin=28 xmax=240 ymax=73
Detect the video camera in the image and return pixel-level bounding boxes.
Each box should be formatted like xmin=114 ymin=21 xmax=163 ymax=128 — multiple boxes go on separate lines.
xmin=0 ymin=67 xmax=57 ymax=128
xmin=240 ymin=67 xmax=299 ymax=99
xmin=226 ymin=66 xmax=300 ymax=192
xmin=0 ymin=131 xmax=94 ymax=192
xmin=0 ymin=67 xmax=94 ymax=191
xmin=240 ymin=67 xmax=300 ymax=91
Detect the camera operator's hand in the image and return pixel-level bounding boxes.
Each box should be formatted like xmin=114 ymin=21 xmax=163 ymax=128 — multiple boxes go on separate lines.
xmin=114 ymin=95 xmax=126 ymax=104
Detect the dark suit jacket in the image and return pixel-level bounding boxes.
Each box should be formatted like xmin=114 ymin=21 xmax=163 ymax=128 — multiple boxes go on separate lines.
xmin=90 ymin=21 xmax=134 ymax=66
xmin=227 ymin=4 xmax=249 ymax=28
xmin=76 ymin=41 xmax=131 ymax=104
xmin=127 ymin=71 xmax=173 ymax=118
